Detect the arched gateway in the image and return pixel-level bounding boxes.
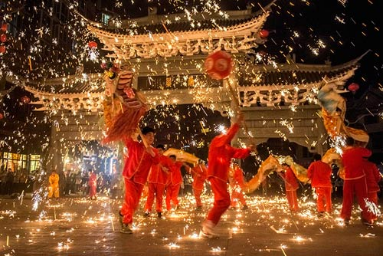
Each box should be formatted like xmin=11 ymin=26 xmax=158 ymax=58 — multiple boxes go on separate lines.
xmin=17 ymin=4 xmax=360 ymax=172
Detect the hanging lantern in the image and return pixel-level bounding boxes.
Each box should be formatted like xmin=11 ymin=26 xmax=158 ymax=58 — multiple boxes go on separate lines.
xmin=21 ymin=96 xmax=31 ymax=104
xmin=259 ymin=29 xmax=269 ymax=39
xmin=204 ymin=50 xmax=233 ymax=80
xmin=0 ymin=34 xmax=6 ymax=43
xmin=0 ymin=113 xmax=4 ymax=120
xmin=88 ymin=41 xmax=98 ymax=48
xmin=1 ymin=24 xmax=7 ymax=32
xmin=0 ymin=45 xmax=5 ymax=54
xmin=348 ymin=83 xmax=359 ymax=92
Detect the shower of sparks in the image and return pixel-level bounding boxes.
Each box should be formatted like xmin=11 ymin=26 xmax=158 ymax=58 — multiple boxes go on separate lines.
xmin=0 ymin=1 xmax=381 ymax=255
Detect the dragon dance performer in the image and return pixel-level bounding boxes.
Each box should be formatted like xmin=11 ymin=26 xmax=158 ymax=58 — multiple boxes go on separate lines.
xmin=363 ymin=159 xmax=382 ymax=206
xmin=118 ymin=127 xmax=160 ymax=234
xmin=144 ymin=144 xmax=173 ymax=218
xmin=340 ymin=137 xmax=374 ymax=226
xmin=186 ymin=160 xmax=208 ymax=211
xmin=165 ymin=155 xmax=185 ymax=211
xmin=280 ymin=163 xmax=300 ymax=212
xmin=229 ymin=162 xmax=248 ymax=210
xmin=307 ymin=154 xmax=333 ymax=216
xmin=201 ymin=112 xmax=255 ymax=238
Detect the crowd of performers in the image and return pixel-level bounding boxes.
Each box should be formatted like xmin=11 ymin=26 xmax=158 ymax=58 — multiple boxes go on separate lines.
xmin=99 ymin=66 xmax=381 ymax=237
xmin=115 ymin=112 xmax=381 ymax=236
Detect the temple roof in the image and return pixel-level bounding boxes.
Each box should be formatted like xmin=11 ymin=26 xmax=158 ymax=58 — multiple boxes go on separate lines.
xmin=239 ymin=63 xmax=358 ymax=87
xmin=16 ymin=55 xmax=362 ymax=98
xmin=87 ymin=5 xmax=272 ymax=59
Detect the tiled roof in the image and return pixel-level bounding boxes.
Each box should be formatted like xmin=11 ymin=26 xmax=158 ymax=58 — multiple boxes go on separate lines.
xmin=23 ymin=75 xmax=105 ymax=95
xmin=106 ymin=17 xmax=255 ymax=35
xmin=21 ymin=51 xmax=367 ymax=95
xmin=239 ymin=65 xmax=358 ymax=86
xmin=22 ymin=63 xmax=357 ymax=95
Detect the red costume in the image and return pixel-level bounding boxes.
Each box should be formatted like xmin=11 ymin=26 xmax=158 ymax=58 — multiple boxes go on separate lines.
xmin=307 ymin=160 xmax=332 ymax=213
xmin=363 ymin=159 xmax=381 ymax=205
xmin=282 ymin=166 xmax=299 ymax=212
xmin=229 ymin=165 xmax=247 ymax=208
xmin=190 ymin=163 xmax=208 ymax=208
xmin=166 ymin=161 xmax=183 ymax=211
xmin=340 ymin=146 xmax=373 ymax=223
xmin=88 ymin=172 xmax=97 ymax=199
xmin=144 ymin=155 xmax=173 ymax=214
xmin=120 ymin=137 xmax=159 ymax=225
xmin=205 ymin=122 xmax=251 ymax=225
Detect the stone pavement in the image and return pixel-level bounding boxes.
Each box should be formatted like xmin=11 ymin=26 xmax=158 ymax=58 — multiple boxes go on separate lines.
xmin=0 ymin=193 xmax=382 ymax=256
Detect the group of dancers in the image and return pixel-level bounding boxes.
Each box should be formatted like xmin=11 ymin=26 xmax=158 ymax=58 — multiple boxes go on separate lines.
xmin=117 ymin=111 xmax=381 ymax=236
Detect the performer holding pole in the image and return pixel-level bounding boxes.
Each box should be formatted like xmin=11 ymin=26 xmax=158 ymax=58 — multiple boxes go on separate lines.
xmin=201 ymin=112 xmax=255 ymax=238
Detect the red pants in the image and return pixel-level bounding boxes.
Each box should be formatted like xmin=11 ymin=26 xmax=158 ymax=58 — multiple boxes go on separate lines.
xmin=230 ymin=186 xmax=246 ymax=207
xmin=120 ymin=178 xmax=144 ymax=225
xmin=315 ymin=187 xmax=332 ymax=213
xmin=144 ymin=183 xmax=165 ymax=213
xmin=166 ymin=183 xmax=181 ymax=210
xmin=193 ymin=188 xmax=203 ymax=207
xmin=341 ymin=177 xmax=374 ymax=221
xmin=286 ymin=190 xmax=299 ymax=211
xmin=207 ymin=178 xmax=230 ymax=225
xmin=89 ymin=185 xmax=97 ymax=198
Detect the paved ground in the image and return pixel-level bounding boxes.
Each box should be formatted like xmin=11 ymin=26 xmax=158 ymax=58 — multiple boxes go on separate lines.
xmin=0 ymin=192 xmax=382 ymax=256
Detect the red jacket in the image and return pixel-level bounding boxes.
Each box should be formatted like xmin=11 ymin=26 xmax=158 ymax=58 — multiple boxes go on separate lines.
xmin=191 ymin=164 xmax=207 ymax=190
xmin=207 ymin=123 xmax=251 ymax=182
xmin=307 ymin=160 xmax=332 ymax=188
xmin=168 ymin=161 xmax=183 ymax=185
xmin=283 ymin=167 xmax=299 ymax=191
xmin=341 ymin=147 xmax=372 ymax=179
xmin=364 ymin=160 xmax=381 ymax=192
xmin=122 ymin=137 xmax=160 ymax=185
xmin=147 ymin=155 xmax=173 ymax=185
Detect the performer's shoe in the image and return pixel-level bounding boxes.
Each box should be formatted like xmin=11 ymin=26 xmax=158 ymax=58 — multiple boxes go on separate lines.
xmin=120 ymin=224 xmax=133 ymax=234
xmin=242 ymin=205 xmax=249 ymax=210
xmin=343 ymin=219 xmax=350 ymax=226
xmin=157 ymin=212 xmax=162 ymax=218
xmin=200 ymin=220 xmax=219 ymax=239
xmin=362 ymin=219 xmax=374 ymax=227
xmin=118 ymin=211 xmax=124 ymax=229
xmin=143 ymin=212 xmax=150 ymax=217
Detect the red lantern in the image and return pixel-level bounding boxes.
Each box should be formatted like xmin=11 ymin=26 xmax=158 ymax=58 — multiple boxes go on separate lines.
xmin=259 ymin=29 xmax=269 ymax=39
xmin=88 ymin=41 xmax=97 ymax=48
xmin=1 ymin=24 xmax=7 ymax=32
xmin=0 ymin=34 xmax=6 ymax=43
xmin=204 ymin=50 xmax=233 ymax=80
xmin=0 ymin=45 xmax=5 ymax=54
xmin=21 ymin=96 xmax=31 ymax=104
xmin=348 ymin=83 xmax=359 ymax=92
xmin=0 ymin=113 xmax=4 ymax=120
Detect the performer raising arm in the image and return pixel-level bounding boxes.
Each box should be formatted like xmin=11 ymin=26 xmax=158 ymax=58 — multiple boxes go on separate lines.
xmin=201 ymin=112 xmax=255 ymax=238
